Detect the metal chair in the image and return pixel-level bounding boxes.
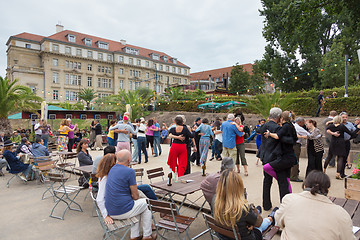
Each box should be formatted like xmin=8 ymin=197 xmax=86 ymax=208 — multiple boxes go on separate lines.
xmin=201 ymin=213 xmax=241 ymax=240
xmin=147 ymin=199 xmax=195 ymax=240
xmin=49 ymin=173 xmax=83 ymax=220
xmin=134 ymin=168 xmax=144 ymax=185
xmin=91 ymin=191 xmax=139 ymax=240
xmin=5 ymin=164 xmax=27 ymax=188
xmin=146 ymin=167 xmax=173 ymax=200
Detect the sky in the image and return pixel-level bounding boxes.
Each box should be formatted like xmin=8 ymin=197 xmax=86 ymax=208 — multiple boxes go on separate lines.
xmin=0 ymin=0 xmax=267 ymax=77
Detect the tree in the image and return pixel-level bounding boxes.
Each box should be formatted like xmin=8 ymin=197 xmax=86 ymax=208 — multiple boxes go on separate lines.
xmin=58 ymin=102 xmax=84 ymax=110
xmin=78 ymin=88 xmax=96 ymax=109
xmin=164 ymin=87 xmax=185 ymax=101
xmin=229 ymin=64 xmax=251 ymax=93
xmin=0 ymin=77 xmax=43 ymax=135
xmin=249 ymin=61 xmax=266 ymax=94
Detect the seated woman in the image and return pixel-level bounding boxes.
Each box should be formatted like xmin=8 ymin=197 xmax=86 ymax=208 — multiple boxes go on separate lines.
xmin=275 ymin=171 xmax=355 ymax=239
xmin=3 ymin=139 xmax=33 ymax=181
xmin=213 ymin=169 xmax=276 ymax=240
xmin=77 ymin=139 xmax=93 ymax=166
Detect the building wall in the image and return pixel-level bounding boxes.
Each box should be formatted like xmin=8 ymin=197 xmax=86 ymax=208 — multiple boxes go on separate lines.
xmin=7 ymin=35 xmax=190 ymax=103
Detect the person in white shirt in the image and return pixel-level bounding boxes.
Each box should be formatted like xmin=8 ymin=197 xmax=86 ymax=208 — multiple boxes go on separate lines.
xmin=34 ymin=119 xmax=43 ymax=138
xmin=137 ymin=118 xmax=148 ymax=164
xmin=291 ymin=117 xmax=309 ymax=182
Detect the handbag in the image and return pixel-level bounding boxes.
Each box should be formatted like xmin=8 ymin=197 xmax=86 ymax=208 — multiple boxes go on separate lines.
xmin=20 ymin=154 xmax=31 ymax=164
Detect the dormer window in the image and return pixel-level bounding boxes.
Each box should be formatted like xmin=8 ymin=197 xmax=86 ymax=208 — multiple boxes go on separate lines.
xmin=67 ymin=34 xmax=76 ymax=43
xmin=162 ymin=56 xmax=168 ymax=62
xmin=84 ymin=38 xmax=92 ymax=46
xmin=150 ymin=53 xmax=160 ymax=60
xmin=97 ymin=41 xmax=109 ymax=50
xmin=171 ymin=58 xmax=177 ymax=64
xmin=123 ymin=47 xmax=139 ymax=55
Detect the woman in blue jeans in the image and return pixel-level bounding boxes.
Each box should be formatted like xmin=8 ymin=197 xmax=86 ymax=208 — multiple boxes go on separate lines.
xmin=211 ymin=120 xmax=222 ymax=161
xmin=137 ymin=118 xmax=149 ymax=164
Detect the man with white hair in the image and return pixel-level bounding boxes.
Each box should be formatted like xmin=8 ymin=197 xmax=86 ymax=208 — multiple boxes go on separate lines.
xmin=220 ymin=114 xmax=244 ymax=161
xmin=105 ymin=149 xmax=156 ymax=240
xmin=259 ymin=107 xmax=289 ymax=211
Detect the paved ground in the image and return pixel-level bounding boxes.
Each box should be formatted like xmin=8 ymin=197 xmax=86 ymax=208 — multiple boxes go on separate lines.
xmin=0 ymin=144 xmax=350 ymax=240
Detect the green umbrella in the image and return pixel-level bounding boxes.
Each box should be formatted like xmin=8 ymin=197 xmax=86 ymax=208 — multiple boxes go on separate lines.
xmin=197 ymin=102 xmax=220 ymax=110
xmin=218 ymin=101 xmax=246 ymax=109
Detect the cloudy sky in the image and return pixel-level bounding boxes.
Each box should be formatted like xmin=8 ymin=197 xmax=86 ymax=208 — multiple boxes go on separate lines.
xmin=0 ymin=0 xmax=267 ymax=77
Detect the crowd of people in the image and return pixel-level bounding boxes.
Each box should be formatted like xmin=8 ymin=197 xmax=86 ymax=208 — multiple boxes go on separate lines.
xmin=1 ymin=107 xmax=360 ymax=240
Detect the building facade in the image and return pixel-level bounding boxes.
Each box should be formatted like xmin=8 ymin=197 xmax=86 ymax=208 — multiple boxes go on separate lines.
xmin=6 ymin=25 xmax=190 ymax=103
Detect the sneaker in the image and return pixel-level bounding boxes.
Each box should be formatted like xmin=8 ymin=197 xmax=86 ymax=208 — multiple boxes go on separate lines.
xmin=268 ymin=207 xmax=279 ymax=225
xmin=19 ymin=174 xmax=28 ymax=182
xmin=209 ymin=157 xmax=214 ymax=161
xmin=0 ymin=170 xmax=4 ymax=176
xmin=159 ymin=151 xmax=162 ymax=156
xmin=256 ymin=205 xmax=262 ymax=215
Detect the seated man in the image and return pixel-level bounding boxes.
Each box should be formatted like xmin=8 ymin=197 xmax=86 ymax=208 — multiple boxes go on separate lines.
xmin=105 ymin=150 xmax=157 ymax=240
xmin=92 ymin=146 xmax=116 ymax=174
xmin=32 ymin=137 xmax=49 ymax=159
xmin=16 ymin=137 xmax=33 ymax=156
xmin=201 ymin=157 xmax=238 ymax=206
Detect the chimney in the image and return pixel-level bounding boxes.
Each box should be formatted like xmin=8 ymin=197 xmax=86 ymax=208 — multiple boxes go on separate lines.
xmin=120 ymin=39 xmax=126 ymax=45
xmin=56 ymin=24 xmax=64 ymax=33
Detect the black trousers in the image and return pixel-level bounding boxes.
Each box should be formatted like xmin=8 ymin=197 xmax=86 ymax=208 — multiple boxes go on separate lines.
xmin=262 ymin=168 xmax=290 ymax=211
xmin=341 ymin=140 xmax=351 ymax=177
xmin=306 ymin=151 xmax=323 ymax=177
xmin=194 ymin=136 xmax=201 ymax=165
xmin=67 ymin=138 xmax=75 ymax=152
xmin=184 ymin=145 xmax=191 ymax=175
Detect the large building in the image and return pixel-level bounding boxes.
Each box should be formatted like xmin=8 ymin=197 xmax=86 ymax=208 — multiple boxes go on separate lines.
xmin=190 ymin=64 xmax=253 ymax=91
xmin=6 ymin=25 xmax=190 ymax=102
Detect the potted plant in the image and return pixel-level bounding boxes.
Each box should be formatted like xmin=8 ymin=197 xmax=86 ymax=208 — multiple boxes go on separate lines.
xmin=345 ymin=156 xmax=360 ymax=201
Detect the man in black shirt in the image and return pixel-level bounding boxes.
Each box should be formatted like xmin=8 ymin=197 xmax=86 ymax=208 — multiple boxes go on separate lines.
xmin=92 ymin=120 xmax=103 ymax=150
xmin=192 ymin=117 xmax=202 ymax=166
xmin=315 ymin=90 xmax=324 ymax=117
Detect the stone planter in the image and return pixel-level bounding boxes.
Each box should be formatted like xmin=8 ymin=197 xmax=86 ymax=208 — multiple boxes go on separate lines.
xmin=345 ymin=175 xmax=360 ymax=201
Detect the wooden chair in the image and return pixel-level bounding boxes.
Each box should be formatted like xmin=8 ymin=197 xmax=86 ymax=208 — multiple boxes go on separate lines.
xmin=146 ymin=167 xmax=173 ymax=200
xmin=147 ymin=199 xmax=195 ymax=240
xmin=49 ymin=172 xmax=83 ymax=220
xmin=201 ymin=213 xmax=241 ymax=240
xmin=134 ymin=168 xmax=144 ymax=185
xmin=91 ymin=191 xmax=139 ymax=240
xmin=57 ymin=152 xmax=77 ymax=178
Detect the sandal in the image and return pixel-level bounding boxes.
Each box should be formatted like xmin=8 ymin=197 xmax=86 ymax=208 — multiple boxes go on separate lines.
xmin=346 ymin=163 xmax=352 ymax=169
xmin=245 ymin=171 xmax=248 ymax=176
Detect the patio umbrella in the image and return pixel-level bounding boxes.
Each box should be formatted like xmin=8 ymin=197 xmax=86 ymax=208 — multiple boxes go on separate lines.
xmin=197 ymin=102 xmax=220 ymax=110
xmin=218 ymin=101 xmax=246 ymax=109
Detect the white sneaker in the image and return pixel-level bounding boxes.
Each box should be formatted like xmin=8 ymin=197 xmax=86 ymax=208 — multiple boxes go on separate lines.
xmin=19 ymin=174 xmax=27 ymax=182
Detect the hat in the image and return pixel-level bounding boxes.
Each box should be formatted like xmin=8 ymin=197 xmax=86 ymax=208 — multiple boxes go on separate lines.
xmin=140 ymin=117 xmax=145 ymax=123
xmin=220 ymin=157 xmax=235 ymax=172
xmin=21 ymin=137 xmax=28 ymax=144
xmin=195 ymin=117 xmax=201 ymax=122
xmin=3 ymin=139 xmax=13 ymax=147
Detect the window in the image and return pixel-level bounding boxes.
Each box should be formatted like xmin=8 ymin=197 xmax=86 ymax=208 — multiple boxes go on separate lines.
xmin=94 ymin=114 xmax=101 ymax=120
xmin=31 ymin=114 xmax=39 ymax=120
xmin=120 ymin=80 xmax=124 ymax=89
xmin=119 ymin=56 xmax=124 ymax=62
xmin=98 ymin=78 xmax=101 ymax=88
xmin=172 ymin=67 xmax=176 ymax=73
xmin=77 ymin=62 xmax=81 ymax=70
xmin=166 ymin=76 xmax=169 ymax=84
xmin=129 ymin=58 xmax=133 ymax=65
xmin=166 ymin=66 xmax=169 ymax=72
xmin=97 ymin=41 xmax=109 ymax=49
xmin=65 ymin=91 xmax=78 ymax=101
xmin=98 ymin=78 xmax=111 ymax=88
xmin=49 ymin=114 xmax=56 ymax=120
xmin=87 ymin=77 xmax=92 ymax=87
xmin=65 ymin=114 xmax=72 ymax=119
xmin=120 ymin=68 xmax=124 ymax=74
xmin=146 ymin=72 xmax=149 ymax=78
xmin=184 ymin=79 xmax=187 ymax=84
xmin=107 ymin=115 xmax=114 ymax=120
xmin=53 ymin=90 xmax=59 ymax=100
xmin=145 ymin=61 xmax=150 ymax=67
xmin=76 ymin=48 xmax=82 ymax=56
xmin=129 ymin=69 xmax=133 ymax=77
xmin=162 ymin=56 xmax=168 ymax=62
xmin=52 ymin=72 xmax=59 ymax=83
xmin=150 ymin=53 xmax=160 ymax=60
xmin=107 ymin=54 xmax=113 ymax=61
xmin=134 ymin=81 xmax=140 ymax=90
xmin=178 ymin=68 xmax=181 ymax=74
xmin=29 ymin=85 xmax=36 ymax=93
xmin=129 ymin=81 xmax=133 ymax=90
xmin=146 ymin=83 xmax=149 ymax=88
xmin=159 ymin=65 xmax=163 ymax=70
xmin=65 ymin=74 xmax=81 ymax=85
xmin=137 ymin=59 xmax=141 ymax=65
xmin=88 ymin=64 xmax=92 ymax=71
xmin=172 ymin=58 xmax=177 ymax=64
xmin=184 ymin=69 xmax=188 ymax=75
xmin=98 ymin=53 xmax=103 ymax=60
xmin=80 ymin=114 xmax=87 ymax=120
xmin=52 ymin=44 xmax=59 ymax=52
xmin=123 ymin=47 xmax=139 ymax=55
xmin=67 ymin=34 xmax=76 ymax=42
xmin=52 ymin=58 xmax=58 ymax=66
xmin=84 ymin=38 xmax=92 ymax=46
xmin=87 ymin=51 xmax=93 ymax=58
xmin=25 ymin=44 xmax=31 ymax=49
xmin=65 ymin=47 xmax=71 ymax=54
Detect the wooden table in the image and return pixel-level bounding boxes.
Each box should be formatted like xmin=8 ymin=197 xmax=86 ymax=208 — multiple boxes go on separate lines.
xmin=329 ymin=196 xmax=360 ymax=238
xmin=74 ymin=165 xmax=93 ymax=174
xmin=150 ymin=171 xmax=208 ymax=217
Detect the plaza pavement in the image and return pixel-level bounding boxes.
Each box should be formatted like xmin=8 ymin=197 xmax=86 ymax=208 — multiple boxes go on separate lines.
xmin=0 ymin=144 xmax=350 ymax=240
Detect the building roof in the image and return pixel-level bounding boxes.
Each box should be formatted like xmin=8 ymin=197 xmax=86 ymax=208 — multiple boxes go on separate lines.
xmin=190 ymin=64 xmax=253 ymax=81
xmin=48 ymin=105 xmax=67 ymax=111
xmin=9 ymin=29 xmax=189 ymax=68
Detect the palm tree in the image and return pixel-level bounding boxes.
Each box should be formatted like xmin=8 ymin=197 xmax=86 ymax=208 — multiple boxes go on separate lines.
xmin=0 ymin=77 xmax=43 ymax=135
xmin=78 ymin=88 xmax=96 ymax=109
xmin=164 ymin=87 xmax=184 ymax=101
xmin=241 ymin=92 xmax=295 ymax=118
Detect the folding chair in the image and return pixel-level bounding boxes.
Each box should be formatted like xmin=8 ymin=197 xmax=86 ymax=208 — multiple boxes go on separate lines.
xmin=134 ymin=168 xmax=144 ymax=185
xmin=91 ymin=191 xmax=139 ymax=240
xmin=84 ymin=173 xmax=98 ymax=201
xmin=146 ymin=167 xmax=173 ymax=200
xmin=49 ymin=173 xmax=83 ymax=220
xmin=57 ymin=152 xmax=77 ymax=178
xmin=32 ymin=156 xmax=54 ymax=183
xmin=147 ymin=199 xmax=195 ymax=240
xmin=5 ymin=164 xmax=27 ymax=188
xmin=202 ymin=213 xmax=241 ymax=240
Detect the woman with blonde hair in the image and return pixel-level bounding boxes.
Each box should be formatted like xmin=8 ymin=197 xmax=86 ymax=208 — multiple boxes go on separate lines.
xmin=324 ymin=115 xmax=360 ymax=179
xmin=58 ymin=119 xmax=76 ymax=151
xmin=213 ymin=169 xmax=275 ymax=240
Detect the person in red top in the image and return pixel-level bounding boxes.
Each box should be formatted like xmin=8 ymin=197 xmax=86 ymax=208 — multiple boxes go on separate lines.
xmin=233 ymin=117 xmax=248 ymax=176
